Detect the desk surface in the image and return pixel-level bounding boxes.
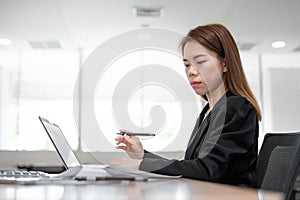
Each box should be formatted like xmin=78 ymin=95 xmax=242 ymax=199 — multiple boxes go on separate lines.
xmin=0 ymin=178 xmax=284 ymax=200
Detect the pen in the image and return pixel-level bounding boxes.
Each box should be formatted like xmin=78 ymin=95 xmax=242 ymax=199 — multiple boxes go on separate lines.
xmin=75 ymin=176 xmax=147 ymax=181
xmin=116 ymin=132 xmax=156 ymax=136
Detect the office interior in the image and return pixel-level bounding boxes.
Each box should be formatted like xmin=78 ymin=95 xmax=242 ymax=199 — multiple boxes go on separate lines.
xmin=0 ymin=0 xmax=299 ymax=191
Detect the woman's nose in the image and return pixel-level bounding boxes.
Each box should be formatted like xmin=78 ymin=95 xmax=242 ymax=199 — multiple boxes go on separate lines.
xmin=187 ymin=65 xmax=199 ymax=76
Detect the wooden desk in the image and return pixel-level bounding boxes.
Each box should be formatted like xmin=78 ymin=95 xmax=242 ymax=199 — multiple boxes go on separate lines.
xmin=0 ymin=178 xmax=284 ymax=200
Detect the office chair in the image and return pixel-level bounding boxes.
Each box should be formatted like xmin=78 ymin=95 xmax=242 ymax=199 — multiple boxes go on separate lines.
xmin=256 ymin=132 xmax=300 ymax=200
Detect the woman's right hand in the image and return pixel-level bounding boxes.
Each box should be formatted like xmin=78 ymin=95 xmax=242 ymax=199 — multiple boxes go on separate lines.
xmin=115 ymin=129 xmax=144 ymax=159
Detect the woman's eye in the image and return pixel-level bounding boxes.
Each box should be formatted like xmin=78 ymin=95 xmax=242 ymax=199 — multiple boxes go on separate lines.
xmin=197 ymin=60 xmax=206 ymax=64
xmin=184 ymin=64 xmax=190 ymax=68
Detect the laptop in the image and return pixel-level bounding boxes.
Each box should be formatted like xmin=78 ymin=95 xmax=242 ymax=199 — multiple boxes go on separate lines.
xmin=38 ymin=116 xmax=181 ymax=181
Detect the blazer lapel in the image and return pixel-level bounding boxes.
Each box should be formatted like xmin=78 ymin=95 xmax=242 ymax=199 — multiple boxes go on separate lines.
xmin=184 ymin=91 xmax=232 ymax=160
xmin=185 ymin=115 xmax=210 ymax=160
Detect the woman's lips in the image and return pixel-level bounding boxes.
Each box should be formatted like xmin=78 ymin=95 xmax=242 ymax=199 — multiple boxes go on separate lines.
xmin=190 ymin=81 xmax=201 ymax=87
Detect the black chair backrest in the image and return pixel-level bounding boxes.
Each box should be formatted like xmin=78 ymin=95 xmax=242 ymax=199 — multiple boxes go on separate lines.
xmin=256 ymin=132 xmax=300 ymax=200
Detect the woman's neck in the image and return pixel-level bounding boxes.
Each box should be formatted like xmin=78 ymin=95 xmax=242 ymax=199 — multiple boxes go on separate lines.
xmin=206 ymin=86 xmax=227 ymax=110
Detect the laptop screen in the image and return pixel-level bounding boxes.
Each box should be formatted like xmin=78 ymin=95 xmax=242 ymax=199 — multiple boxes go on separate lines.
xmin=39 ymin=117 xmax=81 ymax=169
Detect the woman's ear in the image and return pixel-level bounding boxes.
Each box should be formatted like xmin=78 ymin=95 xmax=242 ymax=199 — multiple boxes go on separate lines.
xmin=222 ymin=59 xmax=227 ymax=72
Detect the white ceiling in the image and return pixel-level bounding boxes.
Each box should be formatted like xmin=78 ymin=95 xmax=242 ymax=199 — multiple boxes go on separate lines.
xmin=1 ymin=0 xmax=300 ymax=52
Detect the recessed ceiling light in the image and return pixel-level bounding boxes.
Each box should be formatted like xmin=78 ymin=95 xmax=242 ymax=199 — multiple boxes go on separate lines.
xmin=133 ymin=6 xmax=164 ymax=17
xmin=0 ymin=38 xmax=12 ymax=46
xmin=272 ymin=41 xmax=286 ymax=48
xmin=237 ymin=42 xmax=256 ymax=51
xmin=28 ymin=40 xmax=62 ymax=49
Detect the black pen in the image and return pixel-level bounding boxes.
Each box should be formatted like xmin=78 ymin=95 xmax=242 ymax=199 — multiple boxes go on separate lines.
xmin=116 ymin=132 xmax=156 ymax=136
xmin=96 ymin=176 xmax=147 ymax=181
xmin=75 ymin=176 xmax=147 ymax=181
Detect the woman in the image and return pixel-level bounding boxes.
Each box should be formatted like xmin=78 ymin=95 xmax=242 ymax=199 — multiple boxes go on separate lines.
xmin=114 ymin=23 xmax=261 ymax=187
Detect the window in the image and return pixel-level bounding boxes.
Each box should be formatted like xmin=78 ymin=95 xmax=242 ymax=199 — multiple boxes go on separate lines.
xmin=0 ymin=48 xmax=202 ymax=152
xmin=0 ymin=50 xmax=79 ymax=150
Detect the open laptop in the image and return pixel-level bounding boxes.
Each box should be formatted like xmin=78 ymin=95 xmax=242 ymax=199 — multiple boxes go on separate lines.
xmin=38 ymin=116 xmax=181 ymax=181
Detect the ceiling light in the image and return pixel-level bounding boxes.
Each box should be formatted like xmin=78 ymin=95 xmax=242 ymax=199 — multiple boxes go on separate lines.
xmin=293 ymin=45 xmax=300 ymax=52
xmin=133 ymin=6 xmax=164 ymax=17
xmin=237 ymin=42 xmax=256 ymax=51
xmin=0 ymin=38 xmax=12 ymax=46
xmin=28 ymin=40 xmax=62 ymax=49
xmin=272 ymin=41 xmax=286 ymax=49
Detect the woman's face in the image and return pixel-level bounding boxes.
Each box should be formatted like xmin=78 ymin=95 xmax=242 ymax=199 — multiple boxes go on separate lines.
xmin=183 ymin=40 xmax=227 ymax=97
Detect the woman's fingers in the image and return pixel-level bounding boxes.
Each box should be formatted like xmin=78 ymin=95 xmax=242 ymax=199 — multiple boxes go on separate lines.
xmin=119 ymin=129 xmax=130 ymax=133
xmin=115 ymin=129 xmax=143 ymax=158
xmin=115 ymin=135 xmax=134 ymax=148
xmin=115 ymin=135 xmax=131 ymax=144
xmin=115 ymin=136 xmax=126 ymax=144
xmin=116 ymin=135 xmax=142 ymax=148
xmin=123 ymin=134 xmax=136 ymax=144
xmin=116 ymin=145 xmax=127 ymax=151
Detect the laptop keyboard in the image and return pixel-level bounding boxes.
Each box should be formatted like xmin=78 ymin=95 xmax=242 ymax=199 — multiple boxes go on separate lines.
xmin=0 ymin=170 xmax=49 ymax=178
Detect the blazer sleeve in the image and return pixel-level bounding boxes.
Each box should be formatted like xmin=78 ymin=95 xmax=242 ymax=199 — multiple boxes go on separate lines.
xmin=139 ymin=96 xmax=258 ymax=183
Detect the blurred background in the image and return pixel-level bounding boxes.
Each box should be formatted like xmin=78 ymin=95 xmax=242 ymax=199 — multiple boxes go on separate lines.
xmin=0 ymin=0 xmax=299 ymax=157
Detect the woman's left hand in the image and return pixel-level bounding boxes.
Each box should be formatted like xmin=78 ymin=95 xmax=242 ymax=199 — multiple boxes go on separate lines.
xmin=109 ymin=157 xmax=142 ymax=170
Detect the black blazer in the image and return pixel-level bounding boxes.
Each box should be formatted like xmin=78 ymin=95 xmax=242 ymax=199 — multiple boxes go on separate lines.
xmin=140 ymin=91 xmax=259 ymax=187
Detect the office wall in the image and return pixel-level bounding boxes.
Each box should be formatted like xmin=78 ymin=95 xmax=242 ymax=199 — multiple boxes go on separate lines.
xmin=261 ymin=53 xmax=300 ymax=134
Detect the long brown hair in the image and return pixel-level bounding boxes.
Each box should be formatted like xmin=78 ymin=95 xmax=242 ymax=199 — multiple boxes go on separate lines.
xmin=180 ymin=23 xmax=261 ymax=121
